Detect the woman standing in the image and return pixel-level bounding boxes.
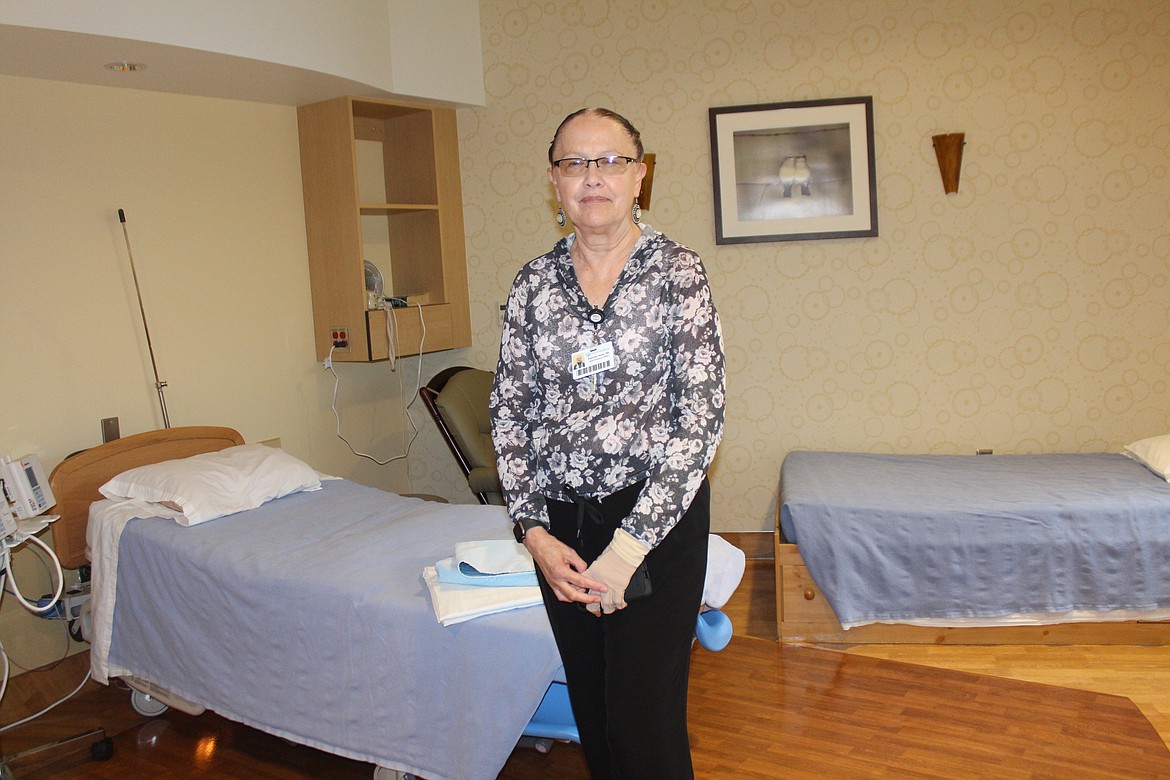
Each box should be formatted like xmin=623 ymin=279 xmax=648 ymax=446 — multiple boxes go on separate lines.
xmin=490 ymin=108 xmax=725 ymax=779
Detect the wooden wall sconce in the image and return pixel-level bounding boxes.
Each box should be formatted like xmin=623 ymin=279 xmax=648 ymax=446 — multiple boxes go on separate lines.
xmin=638 ymin=153 xmax=656 ymax=211
xmin=931 ymin=133 xmax=965 ymax=194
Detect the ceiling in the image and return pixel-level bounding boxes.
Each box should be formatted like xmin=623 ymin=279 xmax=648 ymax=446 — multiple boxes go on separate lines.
xmin=0 ymin=24 xmax=395 ymax=106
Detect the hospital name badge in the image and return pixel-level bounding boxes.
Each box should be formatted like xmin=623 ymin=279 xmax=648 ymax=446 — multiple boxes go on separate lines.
xmin=570 ymin=342 xmax=617 ymax=381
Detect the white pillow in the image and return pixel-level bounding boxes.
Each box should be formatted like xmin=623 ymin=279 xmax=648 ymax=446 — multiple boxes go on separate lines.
xmin=99 ymin=443 xmax=322 ymax=525
xmin=1124 ymin=434 xmax=1170 ymax=483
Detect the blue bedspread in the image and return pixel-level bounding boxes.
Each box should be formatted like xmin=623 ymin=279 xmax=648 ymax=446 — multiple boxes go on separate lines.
xmin=107 ymin=480 xmax=561 ymax=780
xmin=779 ymin=451 xmax=1170 ymax=628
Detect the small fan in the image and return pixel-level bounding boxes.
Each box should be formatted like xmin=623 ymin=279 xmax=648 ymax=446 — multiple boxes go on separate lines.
xmin=363 ymin=260 xmax=385 ymax=299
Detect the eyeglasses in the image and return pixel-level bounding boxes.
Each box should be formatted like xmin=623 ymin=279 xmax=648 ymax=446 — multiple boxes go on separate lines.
xmin=552 ymin=155 xmax=638 ymax=177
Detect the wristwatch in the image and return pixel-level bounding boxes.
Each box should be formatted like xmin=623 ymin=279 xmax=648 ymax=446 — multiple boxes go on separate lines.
xmin=512 ymin=518 xmax=545 ymax=543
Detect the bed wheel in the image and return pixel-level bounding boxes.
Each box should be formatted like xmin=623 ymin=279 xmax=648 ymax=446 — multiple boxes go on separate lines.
xmin=130 ymin=690 xmax=170 ymax=717
xmin=90 ymin=737 xmax=115 ymax=761
xmin=372 ymin=767 xmax=415 ymax=780
xmin=516 ymin=735 xmax=555 ymax=754
xmin=67 ymin=618 xmax=84 ymax=643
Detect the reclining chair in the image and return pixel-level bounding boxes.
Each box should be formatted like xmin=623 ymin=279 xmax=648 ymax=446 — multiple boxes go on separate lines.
xmin=419 ymin=366 xmax=504 ymax=505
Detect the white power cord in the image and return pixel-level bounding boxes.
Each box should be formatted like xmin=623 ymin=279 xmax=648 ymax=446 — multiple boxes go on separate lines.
xmin=0 ymin=527 xmax=80 ymax=731
xmin=0 ymin=658 xmax=93 ymax=734
xmin=0 ymin=575 xmax=8 ymax=707
xmin=385 ymin=302 xmax=397 ymax=369
xmin=2 ymin=531 xmax=63 ymax=614
xmin=1 ymin=540 xmax=70 ymax=674
xmin=325 ymin=303 xmax=427 ymax=466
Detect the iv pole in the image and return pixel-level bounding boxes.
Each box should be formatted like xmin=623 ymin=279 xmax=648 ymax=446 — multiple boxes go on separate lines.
xmin=117 ymin=208 xmax=171 ymax=428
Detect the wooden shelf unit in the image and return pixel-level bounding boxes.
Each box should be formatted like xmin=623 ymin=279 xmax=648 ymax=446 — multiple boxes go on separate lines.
xmin=297 ymin=96 xmax=471 ymax=362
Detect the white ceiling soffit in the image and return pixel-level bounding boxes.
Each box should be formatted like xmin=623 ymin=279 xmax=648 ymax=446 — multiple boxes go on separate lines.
xmin=0 ymin=23 xmax=407 ymax=106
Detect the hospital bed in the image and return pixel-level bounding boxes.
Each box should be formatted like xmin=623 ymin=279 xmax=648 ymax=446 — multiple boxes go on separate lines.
xmin=48 ymin=426 xmax=738 ymax=779
xmin=775 ymin=448 xmax=1170 ymax=645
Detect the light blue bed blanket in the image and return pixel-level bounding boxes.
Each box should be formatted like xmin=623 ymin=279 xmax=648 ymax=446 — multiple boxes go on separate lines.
xmin=779 ymin=451 xmax=1170 ymax=628
xmin=107 ymin=480 xmax=561 ymax=780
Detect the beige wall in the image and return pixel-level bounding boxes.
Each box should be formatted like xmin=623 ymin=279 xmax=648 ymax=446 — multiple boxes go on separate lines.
xmin=0 ymin=76 xmax=424 ymax=669
xmin=448 ymin=0 xmax=1170 ymax=533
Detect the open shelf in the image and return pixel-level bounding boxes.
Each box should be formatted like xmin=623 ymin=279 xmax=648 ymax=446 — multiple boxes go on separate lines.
xmin=297 ymin=96 xmax=471 ymax=362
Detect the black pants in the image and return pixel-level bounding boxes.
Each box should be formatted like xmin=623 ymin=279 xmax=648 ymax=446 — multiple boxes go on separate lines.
xmin=539 ymin=479 xmax=710 ymax=780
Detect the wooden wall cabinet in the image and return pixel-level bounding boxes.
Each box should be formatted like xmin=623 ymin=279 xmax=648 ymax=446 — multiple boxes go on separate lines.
xmin=297 ymin=96 xmax=471 ymax=362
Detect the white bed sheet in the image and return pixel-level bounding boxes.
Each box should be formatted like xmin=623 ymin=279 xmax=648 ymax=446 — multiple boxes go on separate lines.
xmin=87 ymin=496 xmax=183 ymax=684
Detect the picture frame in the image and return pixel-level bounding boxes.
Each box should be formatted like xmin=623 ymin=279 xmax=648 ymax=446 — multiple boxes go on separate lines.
xmin=709 ymin=96 xmax=878 ymax=244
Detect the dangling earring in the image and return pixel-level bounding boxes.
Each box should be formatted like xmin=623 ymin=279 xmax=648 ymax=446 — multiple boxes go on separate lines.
xmin=556 ymin=206 xmax=566 ymax=227
xmin=632 ymin=201 xmax=641 ymax=224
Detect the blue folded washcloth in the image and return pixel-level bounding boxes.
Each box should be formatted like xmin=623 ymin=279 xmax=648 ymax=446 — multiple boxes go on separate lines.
xmin=435 ymin=557 xmax=538 ymax=587
xmin=434 ymin=539 xmax=539 ymax=588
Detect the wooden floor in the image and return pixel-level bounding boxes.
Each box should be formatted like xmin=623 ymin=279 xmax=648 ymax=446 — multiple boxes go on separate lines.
xmin=3 ymin=558 xmax=1170 ymax=778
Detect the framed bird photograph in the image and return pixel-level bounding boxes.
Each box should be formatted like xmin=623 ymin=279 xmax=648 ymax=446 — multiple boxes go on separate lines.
xmin=709 ymin=96 xmax=878 ymax=244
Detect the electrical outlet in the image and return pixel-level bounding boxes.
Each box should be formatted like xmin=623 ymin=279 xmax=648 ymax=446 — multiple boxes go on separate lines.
xmin=498 ymin=302 xmax=507 ymax=326
xmin=101 ymin=417 xmax=120 ymax=443
xmin=329 ymin=326 xmax=350 ymax=352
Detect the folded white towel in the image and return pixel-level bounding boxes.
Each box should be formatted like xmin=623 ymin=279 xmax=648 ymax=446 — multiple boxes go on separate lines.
xmin=455 ymin=539 xmax=535 ymax=576
xmin=422 ymin=566 xmax=543 ymax=626
xmin=703 ymin=535 xmax=746 ymax=610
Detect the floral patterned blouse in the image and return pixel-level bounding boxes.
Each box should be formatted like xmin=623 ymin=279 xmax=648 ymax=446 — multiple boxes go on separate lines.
xmin=489 ymin=225 xmax=725 ymax=549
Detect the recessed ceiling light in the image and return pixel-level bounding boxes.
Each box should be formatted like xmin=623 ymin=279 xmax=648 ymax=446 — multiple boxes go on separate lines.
xmin=105 ymin=62 xmax=147 ymax=73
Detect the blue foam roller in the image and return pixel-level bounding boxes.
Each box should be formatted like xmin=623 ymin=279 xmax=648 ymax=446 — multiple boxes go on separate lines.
xmin=695 ymin=608 xmax=733 ymax=652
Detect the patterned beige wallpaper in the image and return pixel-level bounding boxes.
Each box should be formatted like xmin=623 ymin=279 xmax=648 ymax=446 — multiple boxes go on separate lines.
xmin=415 ymin=0 xmax=1170 ymax=532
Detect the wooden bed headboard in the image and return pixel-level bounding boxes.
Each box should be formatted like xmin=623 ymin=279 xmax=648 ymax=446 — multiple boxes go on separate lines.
xmin=47 ymin=426 xmax=244 ymax=569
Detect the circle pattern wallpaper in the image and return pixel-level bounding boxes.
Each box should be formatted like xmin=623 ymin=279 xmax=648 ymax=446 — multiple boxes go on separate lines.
xmin=411 ymin=1 xmax=1170 ymax=532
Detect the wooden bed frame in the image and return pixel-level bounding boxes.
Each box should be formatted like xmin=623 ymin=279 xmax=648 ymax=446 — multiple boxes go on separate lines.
xmin=774 ymin=529 xmax=1170 ymax=646
xmin=47 ymin=426 xmax=244 ymax=570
